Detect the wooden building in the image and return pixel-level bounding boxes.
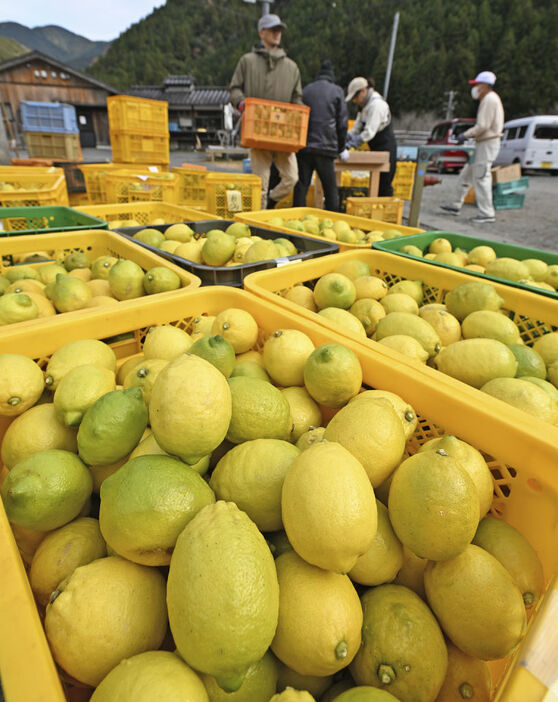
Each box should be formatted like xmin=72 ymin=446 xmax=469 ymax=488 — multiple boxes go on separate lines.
xmin=0 ymin=51 xmax=117 ymax=147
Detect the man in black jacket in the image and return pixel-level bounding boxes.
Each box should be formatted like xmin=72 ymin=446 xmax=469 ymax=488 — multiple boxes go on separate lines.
xmin=292 ymin=60 xmax=348 ymax=211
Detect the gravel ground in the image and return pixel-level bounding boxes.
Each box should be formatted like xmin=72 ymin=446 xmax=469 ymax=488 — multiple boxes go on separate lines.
xmin=83 ymin=146 xmax=557 ymax=253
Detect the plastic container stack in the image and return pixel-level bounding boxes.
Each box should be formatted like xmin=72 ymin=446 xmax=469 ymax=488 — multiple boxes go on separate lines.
xmin=21 ymin=102 xmax=82 ymax=161
xmin=107 ymin=95 xmax=170 ymax=167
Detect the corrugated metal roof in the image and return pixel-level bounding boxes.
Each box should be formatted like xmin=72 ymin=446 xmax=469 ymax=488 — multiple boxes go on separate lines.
xmin=127 ymin=83 xmax=229 ymax=107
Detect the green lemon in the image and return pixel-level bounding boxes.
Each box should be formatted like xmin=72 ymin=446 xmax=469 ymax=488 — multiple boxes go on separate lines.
xmin=133 ymin=228 xmax=165 ymax=248
xmin=91 ymin=256 xmax=118 ymax=280
xmin=225 ymin=222 xmax=251 ymax=239
xmin=1 ymin=449 xmax=92 ymax=531
xmin=189 ymin=334 xmax=236 ymax=377
xmin=202 ymin=651 xmax=278 ymax=702
xmin=202 ymin=231 xmax=236 ymax=266
xmin=0 ymin=292 xmax=39 ymax=325
xmin=244 ymin=239 xmax=281 ymax=264
xmin=50 ymin=273 xmax=92 ymax=312
xmin=5 ymin=265 xmax=40 ymax=283
xmin=313 ymin=273 xmax=356 ymax=310
xmin=230 ymin=362 xmax=272 ymax=382
xmin=508 ymin=344 xmax=547 ymax=379
xmin=143 ymin=267 xmax=181 ymax=294
xmin=38 ymin=263 xmax=67 ymax=284
xmin=304 ymin=344 xmax=362 ymax=408
xmin=63 ymin=252 xmax=91 ymax=271
xmin=349 ymin=298 xmax=386 ymax=336
xmin=333 ymin=688 xmax=401 ymax=702
xmin=109 ymin=259 xmax=145 ymax=300
xmin=226 ymin=376 xmax=292 ymax=443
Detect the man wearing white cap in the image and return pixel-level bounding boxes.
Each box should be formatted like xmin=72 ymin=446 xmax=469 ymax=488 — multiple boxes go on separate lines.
xmin=230 ymin=14 xmax=303 ymax=208
xmin=441 ymin=70 xmax=504 ymax=223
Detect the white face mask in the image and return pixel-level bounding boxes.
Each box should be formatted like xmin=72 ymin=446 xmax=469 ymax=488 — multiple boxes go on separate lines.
xmin=471 ymin=85 xmax=481 ymax=100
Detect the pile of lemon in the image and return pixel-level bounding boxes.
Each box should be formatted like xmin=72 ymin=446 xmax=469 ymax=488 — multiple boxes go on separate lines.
xmin=0 ymin=305 xmax=544 ymax=701
xmin=399 ymin=237 xmax=558 ymax=292
xmin=283 ymin=260 xmax=558 ymax=427
xmin=0 ymin=250 xmax=183 ymax=326
xmin=130 ymin=221 xmax=302 ymax=267
xmin=264 ymin=214 xmax=403 ymax=246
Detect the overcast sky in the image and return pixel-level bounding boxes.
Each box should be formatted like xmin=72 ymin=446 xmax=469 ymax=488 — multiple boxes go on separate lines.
xmin=4 ymin=0 xmax=166 ymax=42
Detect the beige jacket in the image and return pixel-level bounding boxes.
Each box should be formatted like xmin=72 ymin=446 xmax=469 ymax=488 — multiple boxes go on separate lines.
xmin=464 ymin=90 xmax=504 ymax=142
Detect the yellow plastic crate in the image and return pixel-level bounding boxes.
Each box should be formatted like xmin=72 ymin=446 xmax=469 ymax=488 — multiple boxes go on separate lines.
xmin=110 ymin=130 xmax=169 ymax=166
xmin=107 ymin=95 xmax=168 ymax=136
xmin=205 ymin=173 xmax=261 ymax=218
xmin=0 ymin=173 xmax=69 ymax=207
xmin=236 ymin=207 xmax=423 ymax=252
xmin=105 ymin=170 xmax=179 ymax=205
xmin=77 ymin=200 xmax=220 ymax=227
xmin=171 ymin=166 xmax=208 ymax=207
xmin=0 ymin=230 xmax=200 ymax=333
xmin=1 ymin=286 xmax=558 ymax=701
xmin=392 ymin=161 xmax=417 ymax=201
xmin=79 ymin=163 xmax=160 ymax=204
xmin=24 ymin=131 xmax=82 ymax=161
xmin=340 ymin=170 xmax=369 ymax=187
xmin=68 ymin=191 xmax=90 ymax=207
xmin=346 ymin=196 xmax=404 ymax=224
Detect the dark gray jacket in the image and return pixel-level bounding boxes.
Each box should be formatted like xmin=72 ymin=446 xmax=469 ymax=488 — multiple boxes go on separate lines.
xmin=299 ymin=65 xmax=348 ymax=158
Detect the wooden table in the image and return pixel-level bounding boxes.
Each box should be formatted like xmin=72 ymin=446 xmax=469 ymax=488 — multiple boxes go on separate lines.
xmin=313 ymin=150 xmax=391 ymax=208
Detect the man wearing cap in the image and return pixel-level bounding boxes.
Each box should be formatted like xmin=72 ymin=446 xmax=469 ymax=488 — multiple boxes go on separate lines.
xmin=441 ymin=70 xmax=504 ymax=224
xmin=344 ymin=77 xmax=398 ymax=197
xmin=230 ymin=14 xmax=303 ymax=209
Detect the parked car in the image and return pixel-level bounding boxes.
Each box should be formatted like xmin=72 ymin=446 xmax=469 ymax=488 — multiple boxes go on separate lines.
xmin=494 ymin=115 xmax=558 ymax=175
xmin=426 ymin=118 xmax=475 ymax=173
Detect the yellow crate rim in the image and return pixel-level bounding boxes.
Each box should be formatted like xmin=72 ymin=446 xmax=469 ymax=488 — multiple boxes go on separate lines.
xmin=77 ymin=200 xmax=219 ymax=226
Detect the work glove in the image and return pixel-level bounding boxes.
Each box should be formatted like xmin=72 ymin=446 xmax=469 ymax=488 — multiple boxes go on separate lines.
xmin=345 ymin=133 xmax=364 ymax=150
xmin=455 ymin=133 xmax=467 ymax=145
xmin=339 ymin=149 xmax=350 ymax=162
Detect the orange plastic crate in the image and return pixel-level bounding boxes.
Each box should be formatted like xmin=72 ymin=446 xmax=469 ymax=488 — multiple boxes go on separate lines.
xmin=241 ymin=98 xmax=310 ymax=152
xmin=171 ymin=166 xmax=208 ymax=207
xmin=110 ymin=130 xmax=169 ymax=166
xmin=107 ymin=95 xmax=168 ymax=136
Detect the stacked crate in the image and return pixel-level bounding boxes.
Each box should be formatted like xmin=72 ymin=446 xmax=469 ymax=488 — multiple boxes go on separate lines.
xmin=21 ymin=102 xmax=82 ymax=160
xmin=107 ymin=95 xmax=169 ymax=168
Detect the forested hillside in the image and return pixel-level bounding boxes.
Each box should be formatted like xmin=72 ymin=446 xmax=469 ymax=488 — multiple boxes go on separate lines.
xmin=89 ymin=0 xmax=558 ymax=120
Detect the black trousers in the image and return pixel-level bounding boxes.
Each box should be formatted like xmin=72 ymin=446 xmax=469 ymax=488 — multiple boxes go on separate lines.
xmin=293 ymin=152 xmax=339 ymax=211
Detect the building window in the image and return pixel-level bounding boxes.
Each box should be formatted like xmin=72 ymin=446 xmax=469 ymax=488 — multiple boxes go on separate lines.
xmin=34 ymin=70 xmax=40 ymax=78
xmin=40 ymin=70 xmax=47 ymax=78
xmin=51 ymin=71 xmax=57 ymax=78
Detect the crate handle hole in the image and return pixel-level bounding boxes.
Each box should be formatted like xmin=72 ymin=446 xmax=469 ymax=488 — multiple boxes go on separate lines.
xmin=527 ymin=478 xmax=543 ymax=493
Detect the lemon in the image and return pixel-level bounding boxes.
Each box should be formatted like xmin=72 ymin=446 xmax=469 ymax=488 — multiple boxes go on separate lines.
xmin=91 ymin=255 xmax=118 ymax=280
xmin=272 ymin=551 xmax=362 ymax=676
xmin=123 ymin=358 xmax=168 ymax=404
xmin=508 ymin=344 xmax=547 ymax=378
xmin=418 ymin=435 xmax=493 ymax=517
xmin=485 ymin=257 xmax=530 ymax=282
xmin=0 ymin=292 xmax=38 ymax=325
xmin=244 ymin=239 xmax=281 ymax=263
xmin=45 ymin=556 xmax=167 ymax=686
xmin=54 ymin=364 xmax=116 ymax=425
xmin=435 ymin=252 xmax=464 ymax=267
xmin=227 ymin=376 xmax=292 ymax=443
xmin=435 ymin=643 xmax=491 ymax=702
xmin=314 ymin=273 xmax=356 ymax=310
xmin=350 ymin=389 xmax=418 ymax=440
xmin=2 ymin=449 xmax=92 ymax=530
xmin=523 ymin=375 xmax=558 ymax=401
xmin=150 ymin=354 xmax=232 ymax=464
xmin=349 ymin=299 xmax=386 ymax=336
xmin=282 ymin=441 xmax=377 ymax=572
xmin=304 ymin=344 xmax=362 ymax=408
xmin=481 ymin=377 xmax=558 ymax=425
xmin=324 ymin=397 xmax=405 ymax=486
xmin=160 ymin=239 xmax=181 ymax=253
xmin=128 ymin=431 xmax=168 ymax=458
xmin=429 ymin=237 xmax=452 ymax=254
xmin=532 ymin=331 xmax=558 ymax=367
xmin=143 ymin=266 xmax=181 ymax=294
xmin=236 ymin=349 xmax=264 ymax=366
xmin=168 ymin=501 xmax=279 ymax=692
xmin=435 ymin=338 xmax=518 ymax=388
xmin=445 ymin=282 xmax=505 ymax=321
xmin=0 ymin=354 xmax=44 ymax=416
xmin=29 ymin=517 xmax=106 ymax=606
xmin=388 ymin=450 xmax=480 ymax=560
xmin=189 ymin=334 xmax=236 ymax=377
xmin=191 ymin=315 xmax=217 ymax=338
xmin=296 ymin=426 xmax=326 ymax=451
xmin=424 ymin=544 xmax=526 ymax=660
xmin=387 ymin=280 xmax=424 ymax=304
xmin=401 ymin=245 xmax=424 ymax=257
xmin=231 ymin=361 xmax=272 ymax=381
xmin=467 ymin=246 xmax=496 ymax=267
xmin=393 ymin=546 xmax=427 ymax=600
xmin=277 ymin=663 xmax=333 ymax=699
xmin=87 ymin=278 xmax=112 ymax=296
xmin=226 ymin=221 xmax=251 ymax=239
xmin=38 ymin=262 xmax=67 ymax=284
xmin=116 ymin=354 xmax=144 ymax=384
xmin=175 ymin=240 xmax=204 ymax=263
xmin=283 ymin=285 xmax=318 ymax=311
xmin=281 ymin=387 xmax=322 ymax=442
xmin=461 ymin=310 xmax=521 ymax=345
xmin=334 ymin=260 xmax=371 ymax=281
xmin=5 ymin=278 xmax=45 ymax=295
xmin=350 ymin=584 xmax=448 ymax=702
xmin=50 ymin=273 xmax=92 ymax=312
xmin=78 ymin=388 xmax=148 ymax=466
xmin=375 ymin=313 xmax=441 ymax=357
xmin=142 ymin=324 xmax=193 ymax=360
xmin=109 ymin=259 xmax=145 ymax=300
xmin=210 ymin=439 xmax=299 ymax=531
xmin=263 ymin=329 xmax=315 ymax=386
xmin=165 ymin=223 xmax=194 ymax=242
xmin=549 ymin=361 xmax=558 ymax=389
xmin=203 ymin=231 xmax=236 ymax=265
xmin=91 ymin=650 xmax=208 ymax=701
xmin=133 ymin=228 xmax=165 ymax=247
xmin=212 ymin=308 xmax=259 ymax=353
xmin=202 ymin=651 xmax=279 ymax=702
xmin=318 ymin=308 xmax=367 ymax=338
xmin=545 ymin=265 xmax=558 ymax=288
xmin=1 ymin=403 xmax=77 ymax=470
xmin=418 ymin=307 xmax=461 ymax=347
xmin=377 ymin=335 xmax=429 ymax=363
xmin=271 ymin=690 xmax=316 ymax=702
xmin=89 ymin=456 xmax=128 ymax=494
xmin=45 ymin=339 xmax=116 ymax=391
xmin=332 ymin=687 xmax=401 ymax=701
xmin=63 ymin=251 xmax=91 ymax=271
xmin=17 ymin=290 xmax=56 ymax=317
xmin=68 ymin=267 xmax=92 ymax=282
xmin=380 ymin=293 xmax=419 ymax=315
xmin=10 ymin=523 xmax=48 ymax=566
xmin=354 ymin=276 xmax=388 ymax=300
xmin=100 ymin=454 xmax=215 ymax=565
xmin=5 ymin=265 xmax=39 ymax=282
xmin=349 ymin=500 xmax=404 ymax=586
xmin=521 ymin=258 xmax=548 ymax=281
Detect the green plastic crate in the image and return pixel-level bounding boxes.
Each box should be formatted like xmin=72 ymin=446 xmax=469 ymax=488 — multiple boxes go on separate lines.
xmin=373 ymin=230 xmax=558 ymax=299
xmin=0 ymin=206 xmax=108 ymax=237
xmin=493 ymin=177 xmax=529 ymax=196
xmin=493 ymin=191 xmax=526 ymax=210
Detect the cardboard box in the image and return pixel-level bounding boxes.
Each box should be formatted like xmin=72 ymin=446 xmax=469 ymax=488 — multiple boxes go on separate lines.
xmin=491 ymin=163 xmax=522 ymax=184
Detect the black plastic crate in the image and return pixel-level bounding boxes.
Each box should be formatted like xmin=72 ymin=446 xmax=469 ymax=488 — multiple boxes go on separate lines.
xmin=338 ymin=186 xmax=369 ymax=213
xmin=53 ymin=161 xmax=106 ymax=194
xmin=114 ymin=220 xmax=339 ymax=287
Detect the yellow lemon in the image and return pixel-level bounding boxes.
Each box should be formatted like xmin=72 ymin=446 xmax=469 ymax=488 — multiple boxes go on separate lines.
xmin=212 ymin=308 xmax=259 ymax=353
xmin=353 ymin=276 xmax=389 ymax=301
xmin=349 ymin=298 xmax=386 ymax=336
xmin=45 ymin=339 xmax=116 ymax=391
xmin=263 ymin=329 xmax=315 ymax=386
xmin=318 ymin=308 xmax=367 ymax=339
xmin=202 ymin=651 xmax=279 ymax=702
xmin=350 ymin=389 xmax=418 ymax=440
xmin=281 ymin=386 xmax=322 ymax=442
xmin=0 ymin=353 xmax=44 ymax=416
xmin=304 ymin=344 xmax=362 ymax=408
xmin=418 ymin=307 xmax=461 ymax=346
xmin=283 ymin=285 xmax=318 ymax=311
xmin=226 ymin=376 xmax=292 ymax=443
xmin=435 ymin=643 xmax=491 ymax=702
xmin=377 ymin=334 xmax=429 ymax=363
xmin=54 ymin=364 xmax=116 ymax=426
xmin=142 ymin=324 xmax=193 ymax=360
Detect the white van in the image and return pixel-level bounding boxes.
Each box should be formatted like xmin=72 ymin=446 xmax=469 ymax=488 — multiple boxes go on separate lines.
xmin=494 ymin=115 xmax=558 ymax=174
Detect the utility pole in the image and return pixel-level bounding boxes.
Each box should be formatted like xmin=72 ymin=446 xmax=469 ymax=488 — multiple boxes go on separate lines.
xmin=444 ymin=90 xmax=458 ymax=119
xmin=383 ymin=11 xmax=400 ymax=99
xmin=243 ymin=0 xmax=273 ymax=16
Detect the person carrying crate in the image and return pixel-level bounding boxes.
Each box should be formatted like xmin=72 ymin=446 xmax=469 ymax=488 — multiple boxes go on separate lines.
xmin=230 ymin=13 xmax=303 ymax=209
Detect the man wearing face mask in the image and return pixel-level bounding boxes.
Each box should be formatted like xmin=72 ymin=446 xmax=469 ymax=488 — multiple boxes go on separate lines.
xmin=230 ymin=14 xmax=303 ymax=209
xmin=441 ymin=71 xmax=504 ymax=224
